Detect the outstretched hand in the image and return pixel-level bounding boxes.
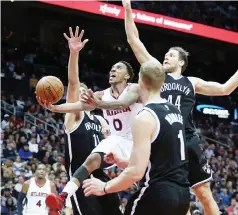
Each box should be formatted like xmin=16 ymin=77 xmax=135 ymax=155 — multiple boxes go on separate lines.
xmin=63 ymin=26 xmax=89 ymax=54
xmin=36 ymin=96 xmax=55 ymax=112
xmin=122 ymin=0 xmax=131 ymax=9
xmin=80 ymin=89 xmax=100 ymax=107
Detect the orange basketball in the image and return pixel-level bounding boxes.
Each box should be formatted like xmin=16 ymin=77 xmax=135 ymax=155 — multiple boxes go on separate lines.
xmin=36 ymin=76 xmax=64 ymax=104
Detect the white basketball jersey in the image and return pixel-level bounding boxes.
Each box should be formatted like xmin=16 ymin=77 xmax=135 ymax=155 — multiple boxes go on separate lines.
xmin=23 ymin=178 xmax=51 ymax=215
xmin=102 ymin=84 xmax=143 ymax=140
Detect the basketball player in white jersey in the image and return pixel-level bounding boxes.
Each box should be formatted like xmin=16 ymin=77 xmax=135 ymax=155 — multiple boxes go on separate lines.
xmin=17 ymin=164 xmax=57 ymax=215
xmin=38 ymin=60 xmax=143 ymax=214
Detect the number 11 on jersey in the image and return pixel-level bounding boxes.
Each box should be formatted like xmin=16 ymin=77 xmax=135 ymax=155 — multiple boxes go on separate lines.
xmin=93 ymin=134 xmax=100 ymax=147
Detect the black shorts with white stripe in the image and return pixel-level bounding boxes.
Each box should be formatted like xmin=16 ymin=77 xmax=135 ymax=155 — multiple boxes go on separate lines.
xmin=124 ymin=181 xmax=190 ymax=215
xmin=186 ymin=134 xmax=212 ymax=187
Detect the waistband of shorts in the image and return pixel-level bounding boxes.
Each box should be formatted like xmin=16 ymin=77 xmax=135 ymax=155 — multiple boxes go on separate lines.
xmin=148 ymin=181 xmax=189 ymax=190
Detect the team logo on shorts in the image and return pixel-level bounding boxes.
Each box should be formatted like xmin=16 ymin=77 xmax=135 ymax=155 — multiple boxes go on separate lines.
xmin=202 ymin=162 xmax=211 ymax=174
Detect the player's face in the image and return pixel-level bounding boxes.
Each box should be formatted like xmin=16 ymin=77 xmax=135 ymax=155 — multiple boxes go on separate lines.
xmin=35 ymin=165 xmax=46 ymax=179
xmin=109 ymin=62 xmax=129 ymax=84
xmin=163 ymin=49 xmax=180 ymax=73
xmin=79 ymin=87 xmax=87 ymax=95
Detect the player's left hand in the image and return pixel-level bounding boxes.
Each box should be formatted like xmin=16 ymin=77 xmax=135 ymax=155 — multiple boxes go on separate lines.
xmin=82 ymin=175 xmax=106 ymax=197
xmin=63 ymin=26 xmax=89 ymax=54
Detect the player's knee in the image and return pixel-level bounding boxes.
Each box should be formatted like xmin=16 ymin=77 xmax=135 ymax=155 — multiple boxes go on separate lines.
xmin=193 ymin=182 xmax=214 ymax=204
xmin=83 ymin=153 xmax=102 ymax=173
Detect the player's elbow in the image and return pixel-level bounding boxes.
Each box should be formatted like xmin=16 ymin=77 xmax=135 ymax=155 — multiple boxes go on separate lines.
xmin=221 ymin=86 xmax=230 ymax=96
xmin=131 ymin=169 xmax=144 ymax=182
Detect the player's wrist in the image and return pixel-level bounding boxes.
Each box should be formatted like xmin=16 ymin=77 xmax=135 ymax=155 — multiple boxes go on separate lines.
xmin=103 ymin=182 xmax=108 ymax=194
xmin=69 ymin=50 xmax=79 ymax=56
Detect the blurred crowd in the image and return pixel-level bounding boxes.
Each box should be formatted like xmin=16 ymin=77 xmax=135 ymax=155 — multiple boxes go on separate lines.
xmin=109 ymin=1 xmax=238 ymax=31
xmin=1 ymin=1 xmax=238 ymax=215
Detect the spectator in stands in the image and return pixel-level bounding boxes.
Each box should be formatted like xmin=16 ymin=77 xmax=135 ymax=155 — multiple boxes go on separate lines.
xmin=3 ymin=142 xmax=17 ymax=160
xmin=29 ymin=74 xmax=38 ymax=91
xmin=28 ymin=135 xmax=39 ymax=154
xmin=1 ymin=188 xmax=17 ymax=207
xmin=1 ymin=114 xmax=10 ymax=130
xmin=1 ymin=197 xmax=17 ymax=215
xmin=18 ymin=143 xmax=32 ymax=161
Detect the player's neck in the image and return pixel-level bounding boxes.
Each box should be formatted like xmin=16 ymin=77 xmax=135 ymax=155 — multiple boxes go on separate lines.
xmin=110 ymin=82 xmax=127 ymax=97
xmin=169 ymin=69 xmax=182 ymax=78
xmin=35 ymin=177 xmax=46 ymax=186
xmin=143 ymin=92 xmax=162 ymax=104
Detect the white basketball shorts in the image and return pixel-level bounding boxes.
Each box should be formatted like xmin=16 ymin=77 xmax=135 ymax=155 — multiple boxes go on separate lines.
xmin=91 ymin=135 xmax=133 ymax=161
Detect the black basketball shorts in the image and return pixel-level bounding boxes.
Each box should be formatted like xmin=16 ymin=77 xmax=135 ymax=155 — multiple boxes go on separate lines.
xmin=124 ymin=182 xmax=190 ymax=215
xmin=71 ymin=169 xmax=122 ymax=215
xmin=186 ymin=134 xmax=212 ymax=188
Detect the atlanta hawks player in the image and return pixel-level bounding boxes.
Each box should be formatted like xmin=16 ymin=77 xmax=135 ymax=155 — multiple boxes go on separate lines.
xmin=17 ymin=164 xmax=57 ymax=215
xmin=40 ymin=61 xmax=143 ymax=214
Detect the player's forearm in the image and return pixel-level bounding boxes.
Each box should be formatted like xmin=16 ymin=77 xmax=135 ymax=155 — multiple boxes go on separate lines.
xmin=97 ymin=100 xmax=127 ymax=110
xmin=125 ymin=7 xmax=139 ymax=41
xmin=223 ymin=70 xmax=238 ymax=95
xmin=53 ymin=102 xmax=94 ymax=113
xmin=68 ymin=53 xmax=79 ymax=85
xmin=105 ymin=167 xmax=139 ymax=194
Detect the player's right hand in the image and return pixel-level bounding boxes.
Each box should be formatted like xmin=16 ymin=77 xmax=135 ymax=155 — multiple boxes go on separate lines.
xmin=122 ymin=0 xmax=131 ymax=9
xmin=36 ymin=96 xmax=56 ymax=112
xmin=80 ymin=89 xmax=99 ymax=107
xmin=63 ymin=26 xmax=88 ymax=54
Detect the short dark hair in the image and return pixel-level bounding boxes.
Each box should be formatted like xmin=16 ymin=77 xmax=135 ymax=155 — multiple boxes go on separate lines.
xmin=119 ymin=61 xmax=134 ymax=82
xmin=169 ymin=47 xmax=189 ymax=73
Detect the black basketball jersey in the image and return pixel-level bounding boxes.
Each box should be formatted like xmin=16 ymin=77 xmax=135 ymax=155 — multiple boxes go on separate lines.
xmin=64 ymin=113 xmax=104 ymax=175
xmin=160 ymin=73 xmax=196 ymax=135
xmin=140 ymin=101 xmax=189 ymax=188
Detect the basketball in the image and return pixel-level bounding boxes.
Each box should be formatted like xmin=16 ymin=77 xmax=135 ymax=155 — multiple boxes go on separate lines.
xmin=36 ymin=76 xmax=64 ymax=104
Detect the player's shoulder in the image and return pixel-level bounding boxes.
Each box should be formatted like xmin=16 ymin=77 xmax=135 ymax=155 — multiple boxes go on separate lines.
xmin=127 ymin=83 xmax=139 ymax=90
xmin=22 ymin=179 xmax=32 ymax=192
xmin=186 ymin=76 xmax=198 ymax=85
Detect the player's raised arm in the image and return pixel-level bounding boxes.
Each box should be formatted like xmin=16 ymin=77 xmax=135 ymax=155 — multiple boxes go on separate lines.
xmin=82 ymin=110 xmax=155 ymax=196
xmin=123 ymin=0 xmax=159 ymax=65
xmin=64 ymin=26 xmax=88 ymax=103
xmin=81 ymin=84 xmax=140 ymax=110
xmin=63 ymin=27 xmax=88 ymax=130
xmin=17 ymin=181 xmax=30 ymax=215
xmin=192 ymin=70 xmax=238 ymax=96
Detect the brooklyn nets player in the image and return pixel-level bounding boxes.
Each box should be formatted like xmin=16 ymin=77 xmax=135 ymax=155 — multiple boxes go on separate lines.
xmin=81 ymin=1 xmax=238 ymax=215
xmin=121 ymin=1 xmax=237 ymax=214
xmin=82 ymin=60 xmax=190 ymax=215
xmin=37 ymin=27 xmax=121 ymax=215
xmin=17 ymin=164 xmax=57 ymax=215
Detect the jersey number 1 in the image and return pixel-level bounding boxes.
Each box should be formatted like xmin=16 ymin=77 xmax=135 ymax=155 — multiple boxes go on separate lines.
xmin=178 ymin=130 xmax=185 ymax=161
